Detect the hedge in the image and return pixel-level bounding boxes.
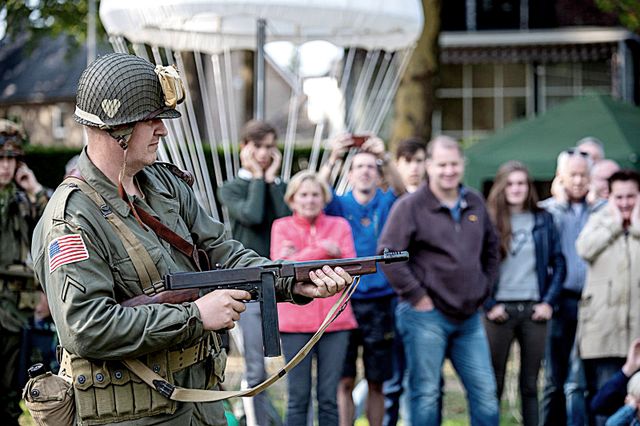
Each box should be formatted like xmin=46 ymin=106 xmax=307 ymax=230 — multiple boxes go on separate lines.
xmin=24 ymin=145 xmax=317 ymax=189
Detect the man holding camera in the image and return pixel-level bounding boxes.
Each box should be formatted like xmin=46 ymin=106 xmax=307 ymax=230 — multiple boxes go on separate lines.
xmin=320 ymin=134 xmax=404 ymax=426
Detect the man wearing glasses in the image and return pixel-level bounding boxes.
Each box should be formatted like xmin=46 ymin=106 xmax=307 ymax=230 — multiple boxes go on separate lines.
xmin=540 ymin=148 xmax=606 ymax=426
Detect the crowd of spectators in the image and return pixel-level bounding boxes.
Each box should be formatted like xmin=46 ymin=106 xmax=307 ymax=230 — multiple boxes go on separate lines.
xmin=216 ymin=119 xmax=640 ymax=426
xmin=4 ymin=112 xmax=637 ymax=426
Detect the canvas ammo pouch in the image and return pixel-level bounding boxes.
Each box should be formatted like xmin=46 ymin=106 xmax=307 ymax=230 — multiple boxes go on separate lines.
xmin=59 ymin=332 xmax=222 ymax=425
xmin=23 ymin=364 xmax=75 ymax=426
xmin=65 ymin=351 xmax=175 ymax=424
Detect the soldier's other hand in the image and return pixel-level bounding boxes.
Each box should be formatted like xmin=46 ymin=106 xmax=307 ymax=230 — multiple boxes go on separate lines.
xmin=15 ymin=162 xmax=43 ymax=196
xmin=294 ymin=266 xmax=352 ymax=298
xmin=194 ymin=289 xmax=250 ymax=331
xmin=623 ymin=338 xmax=640 ymax=377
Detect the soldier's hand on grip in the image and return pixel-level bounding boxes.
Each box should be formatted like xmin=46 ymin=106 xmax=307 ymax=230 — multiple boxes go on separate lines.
xmin=194 ymin=289 xmax=250 ymax=331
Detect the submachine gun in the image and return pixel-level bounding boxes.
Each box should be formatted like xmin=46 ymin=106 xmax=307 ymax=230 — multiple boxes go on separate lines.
xmin=122 ymin=250 xmax=409 ymax=357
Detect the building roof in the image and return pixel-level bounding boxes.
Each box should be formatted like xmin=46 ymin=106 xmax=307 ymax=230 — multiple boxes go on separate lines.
xmin=0 ymin=35 xmax=110 ymax=105
xmin=441 ymin=26 xmax=638 ymax=64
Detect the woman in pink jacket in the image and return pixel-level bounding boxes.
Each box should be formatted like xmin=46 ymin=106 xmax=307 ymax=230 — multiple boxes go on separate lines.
xmin=271 ymin=170 xmax=357 ymax=426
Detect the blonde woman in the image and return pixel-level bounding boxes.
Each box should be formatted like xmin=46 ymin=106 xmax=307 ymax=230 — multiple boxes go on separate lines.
xmin=271 ymin=171 xmax=357 ymax=426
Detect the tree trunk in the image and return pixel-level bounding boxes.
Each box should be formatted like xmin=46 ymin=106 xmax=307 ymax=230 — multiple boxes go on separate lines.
xmin=390 ymin=0 xmax=441 ymax=149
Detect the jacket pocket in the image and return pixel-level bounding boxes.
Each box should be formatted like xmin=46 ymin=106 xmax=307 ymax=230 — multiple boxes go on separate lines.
xmin=111 ymin=246 xmax=164 ymax=296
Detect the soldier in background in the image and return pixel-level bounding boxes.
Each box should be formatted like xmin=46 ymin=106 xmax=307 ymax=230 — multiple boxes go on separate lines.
xmin=0 ymin=119 xmax=49 ymax=424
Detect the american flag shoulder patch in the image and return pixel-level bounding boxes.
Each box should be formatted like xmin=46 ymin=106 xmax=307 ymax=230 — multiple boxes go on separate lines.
xmin=48 ymin=234 xmax=89 ymax=273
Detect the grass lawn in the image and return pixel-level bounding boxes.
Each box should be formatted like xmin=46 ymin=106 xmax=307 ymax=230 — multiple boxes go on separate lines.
xmin=20 ymin=346 xmax=528 ymax=425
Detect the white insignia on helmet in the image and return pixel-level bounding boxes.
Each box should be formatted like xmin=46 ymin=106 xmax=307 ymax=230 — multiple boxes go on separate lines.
xmin=101 ymin=99 xmax=121 ymax=118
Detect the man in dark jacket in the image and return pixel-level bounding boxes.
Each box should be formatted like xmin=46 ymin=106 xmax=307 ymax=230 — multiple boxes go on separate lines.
xmin=378 ymin=136 xmax=500 ymax=426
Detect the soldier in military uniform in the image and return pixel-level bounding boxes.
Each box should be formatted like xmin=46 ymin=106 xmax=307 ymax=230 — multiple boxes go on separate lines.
xmin=0 ymin=119 xmax=50 ymax=424
xmin=31 ymin=53 xmax=352 ymax=425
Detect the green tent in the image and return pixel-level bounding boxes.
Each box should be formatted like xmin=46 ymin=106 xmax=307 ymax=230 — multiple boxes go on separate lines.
xmin=464 ymin=94 xmax=640 ymax=190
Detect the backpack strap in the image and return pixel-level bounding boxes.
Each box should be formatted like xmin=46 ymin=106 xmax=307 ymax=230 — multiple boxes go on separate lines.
xmin=62 ymin=177 xmax=163 ymax=295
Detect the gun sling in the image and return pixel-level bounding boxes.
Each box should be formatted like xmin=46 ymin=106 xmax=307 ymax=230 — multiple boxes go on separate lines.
xmin=122 ymin=276 xmax=360 ymax=402
xmin=61 ymin=177 xmax=361 ymax=401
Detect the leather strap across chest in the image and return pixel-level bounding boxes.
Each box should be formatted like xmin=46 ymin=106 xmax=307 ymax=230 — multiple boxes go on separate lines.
xmin=63 ymin=177 xmax=163 ymax=295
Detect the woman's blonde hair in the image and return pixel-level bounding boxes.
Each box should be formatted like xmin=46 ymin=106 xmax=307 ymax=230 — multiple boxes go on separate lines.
xmin=628 ymin=372 xmax=640 ymax=398
xmin=284 ymin=170 xmax=332 ymax=208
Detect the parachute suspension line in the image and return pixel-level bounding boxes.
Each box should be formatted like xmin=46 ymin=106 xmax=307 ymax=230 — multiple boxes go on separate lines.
xmin=347 ymin=50 xmax=380 ymax=133
xmin=152 ymin=46 xmax=197 ymax=178
xmin=369 ymin=52 xmax=403 ymax=131
xmin=335 ymin=50 xmax=382 ymax=193
xmin=153 ymin=46 xmax=208 ymax=211
xmin=360 ymin=51 xmax=393 ymax=132
xmin=211 ymin=53 xmax=234 ymax=181
xmin=335 ymin=149 xmax=356 ymax=195
xmin=370 ymin=46 xmax=414 ymax=134
xmin=310 ymin=46 xmax=342 ymax=172
xmin=339 ymin=47 xmax=357 ymax=96
xmin=173 ymin=50 xmax=220 ymax=220
xmin=224 ymin=48 xmax=240 ymax=175
xmin=308 ymin=122 xmax=325 ymax=172
xmin=193 ymin=55 xmax=233 ymax=237
xmin=131 ymin=43 xmax=171 ymax=165
xmin=281 ymin=47 xmax=302 ymax=182
xmin=109 ymin=36 xmax=127 ymax=54
xmin=169 ymin=49 xmax=214 ymax=217
xmin=194 ymin=52 xmax=224 ymax=187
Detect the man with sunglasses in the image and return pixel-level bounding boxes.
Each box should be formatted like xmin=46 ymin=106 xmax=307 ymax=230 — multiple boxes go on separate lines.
xmin=0 ymin=119 xmax=50 ymax=424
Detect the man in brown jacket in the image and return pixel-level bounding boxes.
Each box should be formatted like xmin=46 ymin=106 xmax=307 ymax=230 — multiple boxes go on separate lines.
xmin=378 ymin=136 xmax=500 ymax=426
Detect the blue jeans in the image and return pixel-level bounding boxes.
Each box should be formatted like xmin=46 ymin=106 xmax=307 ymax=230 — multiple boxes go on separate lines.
xmin=396 ymin=302 xmax=499 ymax=426
xmin=383 ymin=296 xmax=410 ymax=426
xmin=281 ymin=331 xmax=350 ymax=426
xmin=541 ymin=294 xmax=587 ymax=426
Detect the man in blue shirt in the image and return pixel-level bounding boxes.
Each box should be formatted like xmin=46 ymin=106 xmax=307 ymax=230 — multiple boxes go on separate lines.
xmin=320 ymin=133 xmax=404 ymax=426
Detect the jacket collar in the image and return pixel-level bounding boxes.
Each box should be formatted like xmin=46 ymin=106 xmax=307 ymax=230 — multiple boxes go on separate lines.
xmin=77 ymin=147 xmax=173 ymax=217
xmin=420 ymin=181 xmax=468 ymax=211
xmin=77 ymin=147 xmax=132 ymax=217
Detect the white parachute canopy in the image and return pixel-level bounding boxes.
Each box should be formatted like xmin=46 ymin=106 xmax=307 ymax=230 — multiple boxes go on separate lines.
xmin=100 ymin=0 xmax=423 ymax=53
xmin=99 ymin=0 xmax=424 ymax=215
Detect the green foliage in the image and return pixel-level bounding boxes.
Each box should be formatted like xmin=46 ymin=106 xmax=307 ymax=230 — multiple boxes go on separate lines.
xmin=596 ymin=0 xmax=640 ymax=33
xmin=2 ymin=0 xmax=106 ymax=46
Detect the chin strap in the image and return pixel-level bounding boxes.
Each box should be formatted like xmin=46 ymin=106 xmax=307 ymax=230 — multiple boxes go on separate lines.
xmin=107 ymin=125 xmax=135 ymax=150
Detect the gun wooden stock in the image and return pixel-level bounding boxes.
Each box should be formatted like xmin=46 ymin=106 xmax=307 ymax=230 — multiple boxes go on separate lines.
xmin=292 ymin=260 xmax=379 ymax=282
xmin=120 ymin=288 xmax=200 ymax=308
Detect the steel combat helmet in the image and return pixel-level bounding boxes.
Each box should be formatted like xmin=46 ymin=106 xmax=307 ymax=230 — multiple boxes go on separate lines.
xmin=73 ymin=53 xmax=184 ymax=130
xmin=0 ymin=119 xmax=26 ymax=158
